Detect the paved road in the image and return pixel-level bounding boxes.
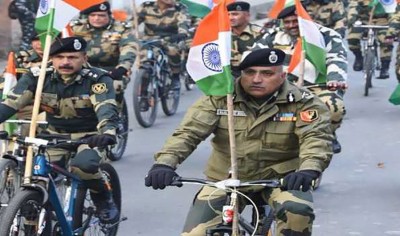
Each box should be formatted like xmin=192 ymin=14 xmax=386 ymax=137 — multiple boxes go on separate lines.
xmin=113 ymin=50 xmax=400 ymax=235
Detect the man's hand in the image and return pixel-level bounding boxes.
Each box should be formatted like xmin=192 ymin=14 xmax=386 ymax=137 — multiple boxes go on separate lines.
xmin=109 ymin=67 xmax=128 ymax=80
xmin=384 ymin=35 xmax=395 ymax=44
xmin=327 ymin=81 xmax=348 ymax=91
xmin=86 ymin=134 xmax=116 ymax=148
xmin=281 ymin=170 xmax=320 ymax=192
xmin=145 ymin=164 xmax=179 ymax=190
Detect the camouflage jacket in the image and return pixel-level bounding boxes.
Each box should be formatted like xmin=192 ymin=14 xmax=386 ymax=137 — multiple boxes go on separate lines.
xmin=387 ymin=4 xmax=400 ymax=38
xmin=71 ymin=18 xmax=138 ymax=71
xmin=231 ymin=23 xmax=265 ymax=69
xmin=154 ymin=80 xmax=333 ymax=181
xmin=137 ymin=1 xmax=191 ymax=40
xmin=252 ymin=25 xmax=347 ymax=84
xmin=306 ymin=0 xmax=347 ymax=38
xmin=1 ymin=66 xmax=118 ymax=135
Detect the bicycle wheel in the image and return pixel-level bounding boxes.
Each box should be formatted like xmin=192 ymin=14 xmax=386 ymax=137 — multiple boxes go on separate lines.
xmin=364 ymin=47 xmax=375 ymax=96
xmin=73 ymin=163 xmax=121 ymax=236
xmin=183 ymin=72 xmax=195 ymax=91
xmin=0 ymin=189 xmax=51 ymax=236
xmin=0 ymin=159 xmax=20 ymax=216
xmin=108 ymin=97 xmax=128 ymax=161
xmin=133 ymin=68 xmax=158 ymax=128
xmin=257 ymin=206 xmax=276 ymax=236
xmin=160 ymin=70 xmax=180 ymax=116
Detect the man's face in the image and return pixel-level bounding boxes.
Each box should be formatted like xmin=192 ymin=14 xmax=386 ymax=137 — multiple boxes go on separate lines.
xmin=88 ymin=11 xmax=110 ymax=28
xmin=228 ymin=11 xmax=250 ymax=28
xmin=157 ymin=0 xmax=175 ymax=6
xmin=240 ymin=65 xmax=286 ymax=98
xmin=31 ymin=39 xmax=43 ymax=56
xmin=52 ymin=52 xmax=87 ymax=76
xmin=282 ymin=15 xmax=299 ymax=37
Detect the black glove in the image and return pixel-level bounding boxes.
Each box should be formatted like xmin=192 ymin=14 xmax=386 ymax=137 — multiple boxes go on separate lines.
xmin=109 ymin=67 xmax=128 ymax=80
xmin=144 ymin=164 xmax=179 ymax=190
xmin=85 ymin=134 xmax=116 ymax=148
xmin=281 ymin=170 xmax=320 ymax=192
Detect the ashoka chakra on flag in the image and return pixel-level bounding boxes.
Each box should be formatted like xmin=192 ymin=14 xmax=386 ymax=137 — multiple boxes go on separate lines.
xmin=202 ymin=43 xmax=222 ymax=72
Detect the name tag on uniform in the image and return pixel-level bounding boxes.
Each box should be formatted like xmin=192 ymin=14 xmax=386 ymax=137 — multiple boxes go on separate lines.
xmin=216 ymin=109 xmax=247 ymax=117
xmin=272 ymin=112 xmax=297 ymax=122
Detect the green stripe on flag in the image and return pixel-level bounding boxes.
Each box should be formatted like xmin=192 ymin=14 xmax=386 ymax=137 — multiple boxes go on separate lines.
xmin=389 ymin=83 xmax=400 ymax=105
xmin=369 ymin=0 xmax=387 ymax=15
xmin=303 ymin=39 xmax=327 ymax=83
xmin=35 ymin=8 xmax=59 ymax=48
xmin=196 ymin=66 xmax=234 ymax=96
xmin=181 ymin=0 xmax=211 ymax=18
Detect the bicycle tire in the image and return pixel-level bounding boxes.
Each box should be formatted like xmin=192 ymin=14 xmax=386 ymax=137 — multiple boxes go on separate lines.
xmin=160 ymin=69 xmax=180 ymax=116
xmin=0 ymin=159 xmax=19 ymax=216
xmin=133 ymin=68 xmax=158 ymax=128
xmin=258 ymin=207 xmax=276 ymax=236
xmin=0 ymin=189 xmax=51 ymax=236
xmin=108 ymin=98 xmax=129 ymax=161
xmin=73 ymin=163 xmax=121 ymax=236
xmin=183 ymin=73 xmax=195 ymax=91
xmin=364 ymin=47 xmax=375 ymax=96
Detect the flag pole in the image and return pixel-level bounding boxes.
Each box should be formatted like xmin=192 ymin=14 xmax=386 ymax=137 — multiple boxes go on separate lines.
xmin=23 ymin=2 xmax=55 ymax=184
xmin=131 ymin=0 xmax=141 ymax=69
xmin=296 ymin=50 xmax=306 ymax=87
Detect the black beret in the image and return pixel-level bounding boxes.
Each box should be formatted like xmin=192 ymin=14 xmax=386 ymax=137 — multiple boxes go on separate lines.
xmin=49 ymin=37 xmax=87 ymax=56
xmin=238 ymin=48 xmax=286 ymax=70
xmin=227 ymin=1 xmax=250 ymax=12
xmin=81 ymin=1 xmax=111 ymax=15
xmin=277 ymin=3 xmax=307 ymax=19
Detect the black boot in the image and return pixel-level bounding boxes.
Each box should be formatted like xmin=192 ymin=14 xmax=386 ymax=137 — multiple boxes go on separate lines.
xmin=86 ymin=180 xmax=119 ymax=224
xmin=397 ymin=73 xmax=400 ymax=83
xmin=377 ymin=60 xmax=390 ymax=79
xmin=332 ymin=133 xmax=342 ymax=154
xmin=352 ymin=50 xmax=363 ymax=71
xmin=171 ymin=74 xmax=181 ymax=90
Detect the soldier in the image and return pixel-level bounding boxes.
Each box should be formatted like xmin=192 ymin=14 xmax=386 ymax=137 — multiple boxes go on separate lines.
xmin=386 ymin=3 xmax=400 ymax=83
xmin=252 ymin=5 xmax=347 ymax=154
xmin=0 ymin=37 xmax=120 ymax=223
xmin=137 ymin=0 xmax=191 ymax=90
xmin=71 ymin=1 xmax=138 ymax=104
xmin=227 ymin=1 xmax=266 ymax=78
xmin=347 ymin=0 xmax=393 ymax=79
xmin=145 ymin=48 xmax=333 ymax=236
xmin=303 ymin=0 xmax=347 ymax=38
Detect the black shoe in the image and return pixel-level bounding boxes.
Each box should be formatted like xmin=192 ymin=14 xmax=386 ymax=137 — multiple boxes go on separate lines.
xmin=139 ymin=97 xmax=149 ymax=112
xmin=377 ymin=61 xmax=390 ymax=79
xmin=353 ymin=57 xmax=363 ymax=71
xmin=91 ymin=192 xmax=120 ymax=224
xmin=332 ymin=138 xmax=342 ymax=154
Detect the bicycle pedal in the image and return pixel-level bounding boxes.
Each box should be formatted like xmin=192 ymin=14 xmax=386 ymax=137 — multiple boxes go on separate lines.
xmin=106 ymin=216 xmax=128 ymax=228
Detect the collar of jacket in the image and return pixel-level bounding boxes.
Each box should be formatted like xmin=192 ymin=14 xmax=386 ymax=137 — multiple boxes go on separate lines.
xmin=86 ymin=18 xmax=115 ymax=30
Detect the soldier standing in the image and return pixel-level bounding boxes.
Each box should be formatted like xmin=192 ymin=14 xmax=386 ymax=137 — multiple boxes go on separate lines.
xmin=227 ymin=1 xmax=265 ymax=78
xmin=137 ymin=0 xmax=191 ymax=90
xmin=145 ymin=48 xmax=333 ymax=236
xmin=253 ymin=5 xmax=347 ymax=154
xmin=0 ymin=37 xmax=120 ymax=223
xmin=386 ymin=3 xmax=400 ymax=83
xmin=303 ymin=0 xmax=347 ymax=38
xmin=71 ymin=1 xmax=138 ymax=104
xmin=347 ymin=0 xmax=393 ymax=79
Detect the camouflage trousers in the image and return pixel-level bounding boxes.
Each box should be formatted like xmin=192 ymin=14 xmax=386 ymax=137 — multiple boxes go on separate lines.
xmin=347 ymin=2 xmax=393 ymax=61
xmin=181 ymin=186 xmax=314 ymax=236
xmin=15 ymin=0 xmax=37 ymax=50
xmin=140 ymin=42 xmax=182 ymax=74
xmin=307 ymin=87 xmax=346 ymax=132
xmin=395 ymin=46 xmax=400 ymax=82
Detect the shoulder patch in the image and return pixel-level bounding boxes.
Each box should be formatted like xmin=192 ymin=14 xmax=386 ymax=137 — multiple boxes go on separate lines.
xmin=92 ymin=83 xmax=108 ymax=94
xmin=300 ymin=110 xmax=319 ymax=122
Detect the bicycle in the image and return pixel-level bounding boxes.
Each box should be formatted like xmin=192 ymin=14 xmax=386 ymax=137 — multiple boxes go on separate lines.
xmin=171 ymin=177 xmax=280 ymax=236
xmin=132 ymin=39 xmax=181 ymax=128
xmin=0 ymin=133 xmax=126 ymax=236
xmin=353 ymin=20 xmax=389 ymax=96
xmin=108 ymin=96 xmax=129 ymax=161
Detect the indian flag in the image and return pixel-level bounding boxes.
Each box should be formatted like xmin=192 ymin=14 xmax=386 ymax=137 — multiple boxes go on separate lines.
xmin=288 ymin=0 xmax=327 ymax=84
xmin=181 ymin=0 xmax=214 ymax=18
xmin=186 ymin=0 xmax=234 ymax=96
xmin=369 ymin=0 xmax=397 ymax=15
xmin=268 ymin=0 xmax=294 ymax=19
xmin=35 ymin=0 xmax=105 ymax=47
xmin=2 ymin=52 xmax=18 ymax=134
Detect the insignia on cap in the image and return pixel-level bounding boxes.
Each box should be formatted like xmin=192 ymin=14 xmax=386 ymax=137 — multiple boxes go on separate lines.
xmin=236 ymin=5 xmax=242 ymax=11
xmin=73 ymin=39 xmax=82 ymax=50
xmin=269 ymin=51 xmax=278 ymax=64
xmin=99 ymin=3 xmax=107 ymax=11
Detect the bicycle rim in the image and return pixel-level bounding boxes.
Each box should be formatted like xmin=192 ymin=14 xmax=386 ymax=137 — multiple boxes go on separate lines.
xmin=0 ymin=159 xmax=19 ymax=215
xmin=109 ymin=98 xmax=129 ymax=161
xmin=133 ymin=68 xmax=158 ymax=128
xmin=183 ymin=73 xmax=195 ymax=91
xmin=364 ymin=48 xmax=375 ymax=96
xmin=161 ymin=70 xmax=180 ymax=116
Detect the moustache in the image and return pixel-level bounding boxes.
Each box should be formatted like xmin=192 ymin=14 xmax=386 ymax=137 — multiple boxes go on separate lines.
xmin=59 ymin=66 xmax=73 ymax=70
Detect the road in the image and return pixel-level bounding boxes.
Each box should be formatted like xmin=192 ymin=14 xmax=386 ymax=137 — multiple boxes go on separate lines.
xmin=113 ymin=50 xmax=400 ymax=235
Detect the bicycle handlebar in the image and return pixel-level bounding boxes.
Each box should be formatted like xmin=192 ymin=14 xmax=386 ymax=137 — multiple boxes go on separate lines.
xmin=171 ymin=177 xmax=281 ymax=189
xmin=353 ymin=23 xmax=389 ymax=30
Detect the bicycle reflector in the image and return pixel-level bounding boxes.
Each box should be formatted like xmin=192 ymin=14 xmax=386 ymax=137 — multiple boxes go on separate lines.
xmin=222 ymin=205 xmax=234 ymax=224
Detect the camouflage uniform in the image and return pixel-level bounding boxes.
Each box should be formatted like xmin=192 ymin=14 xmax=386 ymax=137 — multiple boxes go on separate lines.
xmin=304 ymin=0 xmax=347 ymax=38
xmin=231 ymin=23 xmax=265 ymax=78
xmin=13 ymin=0 xmax=39 ymax=50
xmin=347 ymin=0 xmax=393 ymax=71
xmin=0 ymin=65 xmax=118 ymax=183
xmin=71 ymin=18 xmax=138 ymax=99
xmin=387 ymin=4 xmax=400 ymax=82
xmin=137 ymin=1 xmax=191 ymax=76
xmin=253 ymin=26 xmax=347 ymax=133
xmin=154 ymin=80 xmax=333 ymax=236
